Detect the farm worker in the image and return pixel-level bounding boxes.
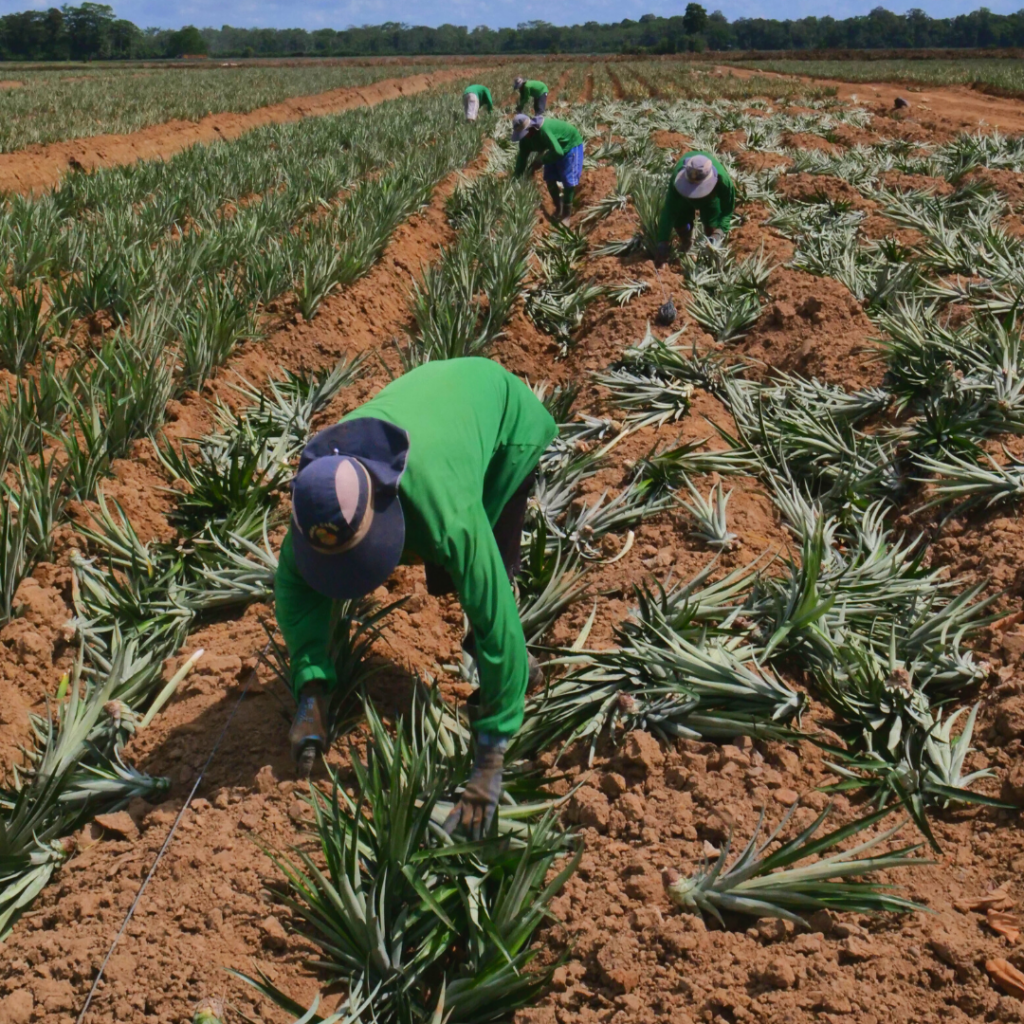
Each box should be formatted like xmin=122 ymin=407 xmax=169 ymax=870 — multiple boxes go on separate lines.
xmin=654 ymin=151 xmax=736 ymax=265
xmin=463 ymin=84 xmax=493 ymax=121
xmin=512 ymin=113 xmax=584 ymax=225
xmin=513 ymin=76 xmax=548 ymax=115
xmin=276 ymin=358 xmax=556 ymax=840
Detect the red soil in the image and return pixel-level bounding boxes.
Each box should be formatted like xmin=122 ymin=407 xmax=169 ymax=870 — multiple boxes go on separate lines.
xmin=718 ymin=64 xmax=1024 ymax=135
xmin=0 ymin=68 xmax=492 ymax=196
xmin=2 ymin=79 xmax=1024 ymax=1024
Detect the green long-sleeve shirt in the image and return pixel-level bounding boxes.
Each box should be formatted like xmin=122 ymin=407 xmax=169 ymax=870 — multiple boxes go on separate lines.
xmin=513 ymin=117 xmax=583 ymax=177
xmin=464 ymin=84 xmax=494 ymax=111
xmin=275 ymin=358 xmax=557 ymax=738
xmin=657 ymin=151 xmax=736 ymax=242
xmin=516 ymin=79 xmax=548 ymax=112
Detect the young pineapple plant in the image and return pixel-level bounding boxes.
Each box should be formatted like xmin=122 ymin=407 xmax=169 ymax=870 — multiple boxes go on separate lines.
xmin=664 ymin=804 xmax=927 ymax=927
xmin=0 ymin=283 xmax=52 ymax=374
xmin=235 ymin=693 xmax=580 ymax=1024
xmin=683 ymin=247 xmax=771 ymax=345
xmin=518 ymin=561 xmax=802 ymax=763
xmin=680 ymin=478 xmax=738 ymax=551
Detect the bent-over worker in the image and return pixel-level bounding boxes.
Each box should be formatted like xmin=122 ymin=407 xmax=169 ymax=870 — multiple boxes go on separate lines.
xmin=277 ymin=358 xmax=556 ymax=839
xmin=463 ymin=83 xmax=493 ymax=121
xmin=513 ymin=76 xmax=548 ymax=115
xmin=654 ymin=151 xmax=736 ymax=265
xmin=512 ymin=113 xmax=584 ymax=225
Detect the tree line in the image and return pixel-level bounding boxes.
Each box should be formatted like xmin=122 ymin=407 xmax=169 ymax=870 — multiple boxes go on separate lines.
xmin=3 ymin=2 xmax=1024 ymax=61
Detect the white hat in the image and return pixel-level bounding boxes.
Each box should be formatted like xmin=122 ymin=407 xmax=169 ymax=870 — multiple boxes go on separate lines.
xmin=511 ymin=113 xmax=533 ymax=142
xmin=513 ymin=76 xmax=526 ymax=89
xmin=674 ymin=154 xmax=718 ymax=199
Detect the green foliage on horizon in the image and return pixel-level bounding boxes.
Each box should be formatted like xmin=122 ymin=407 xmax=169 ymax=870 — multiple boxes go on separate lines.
xmin=4 ymin=4 xmax=1024 ymax=62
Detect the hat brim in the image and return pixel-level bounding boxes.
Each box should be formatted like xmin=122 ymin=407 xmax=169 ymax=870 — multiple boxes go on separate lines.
xmin=675 ymin=167 xmax=718 ymax=200
xmin=291 ymin=490 xmax=405 ymax=601
xmin=511 ymin=127 xmax=529 ymax=142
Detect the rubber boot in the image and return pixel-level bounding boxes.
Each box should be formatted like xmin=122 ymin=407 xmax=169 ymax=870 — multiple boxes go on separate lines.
xmin=546 ymin=181 xmax=562 ymax=222
xmin=289 ymin=683 xmax=327 ymax=778
xmin=561 ymin=187 xmax=575 ymax=228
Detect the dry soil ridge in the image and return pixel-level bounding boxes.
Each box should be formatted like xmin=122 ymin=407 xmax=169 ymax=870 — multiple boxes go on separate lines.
xmin=0 ymin=67 xmax=490 ymax=195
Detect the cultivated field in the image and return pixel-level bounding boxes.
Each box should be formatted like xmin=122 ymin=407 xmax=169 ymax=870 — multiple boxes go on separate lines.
xmin=0 ymin=59 xmax=1023 ymax=1024
xmin=0 ymin=61 xmax=458 ymax=152
xmin=734 ymin=56 xmax=1024 ymax=96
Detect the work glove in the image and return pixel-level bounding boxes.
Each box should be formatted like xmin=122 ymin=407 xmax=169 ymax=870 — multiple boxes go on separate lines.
xmin=289 ymin=683 xmax=327 ymax=778
xmin=653 ymin=241 xmax=672 ymax=267
xmin=680 ymin=224 xmax=695 ymax=254
xmin=444 ymin=734 xmax=507 ymax=841
xmin=708 ymin=228 xmax=725 ymax=246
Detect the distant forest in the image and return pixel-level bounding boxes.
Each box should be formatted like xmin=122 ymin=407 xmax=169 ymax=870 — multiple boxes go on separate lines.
xmin=2 ymin=2 xmax=1024 ymax=61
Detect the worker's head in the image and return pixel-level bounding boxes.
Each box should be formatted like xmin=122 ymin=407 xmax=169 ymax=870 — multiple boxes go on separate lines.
xmin=289 ymin=419 xmax=410 ymax=600
xmin=511 ymin=113 xmax=536 ymax=142
xmin=513 ymin=76 xmax=526 ymax=90
xmin=675 ymin=154 xmax=718 ymax=200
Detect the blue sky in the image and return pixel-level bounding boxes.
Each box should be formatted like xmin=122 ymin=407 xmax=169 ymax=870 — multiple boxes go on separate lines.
xmin=6 ymin=0 xmax=1019 ymax=31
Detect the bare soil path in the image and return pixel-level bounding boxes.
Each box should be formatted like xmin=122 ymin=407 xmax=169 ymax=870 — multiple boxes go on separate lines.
xmin=0 ymin=67 xmax=486 ymax=195
xmin=717 ymin=64 xmax=1024 ymax=133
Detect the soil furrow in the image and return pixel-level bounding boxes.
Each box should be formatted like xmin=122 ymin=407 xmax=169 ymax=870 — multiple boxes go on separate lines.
xmin=716 ymin=64 xmax=1024 ymax=133
xmin=0 ymin=67 xmax=491 ymax=196
xmin=0 ymin=168 xmax=476 ymax=1024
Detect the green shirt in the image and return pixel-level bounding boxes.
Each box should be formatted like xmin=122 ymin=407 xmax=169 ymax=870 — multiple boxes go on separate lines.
xmin=275 ymin=358 xmax=557 ymax=738
xmin=657 ymin=151 xmax=736 ymax=241
xmin=513 ymin=118 xmax=584 ymax=177
xmin=463 ymin=84 xmax=493 ymax=111
xmin=516 ymin=79 xmax=548 ymax=111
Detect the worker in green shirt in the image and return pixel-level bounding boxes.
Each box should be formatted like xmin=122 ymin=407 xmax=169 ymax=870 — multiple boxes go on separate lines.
xmin=654 ymin=151 xmax=736 ymax=264
xmin=276 ymin=358 xmax=556 ymax=839
xmin=463 ymin=84 xmax=493 ymax=121
xmin=513 ymin=76 xmax=548 ymax=115
xmin=512 ymin=113 xmax=584 ymax=225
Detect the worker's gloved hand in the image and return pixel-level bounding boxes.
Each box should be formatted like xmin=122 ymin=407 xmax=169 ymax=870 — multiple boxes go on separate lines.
xmin=680 ymin=224 xmax=695 ymax=253
xmin=289 ymin=683 xmax=327 ymax=777
xmin=444 ymin=734 xmax=508 ymax=841
xmin=653 ymin=241 xmax=672 ymax=267
xmin=708 ymin=228 xmax=725 ymax=246
xmin=527 ymin=652 xmax=544 ymax=689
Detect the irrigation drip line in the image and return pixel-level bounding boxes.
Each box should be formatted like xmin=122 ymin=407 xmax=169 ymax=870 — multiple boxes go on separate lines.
xmin=75 ymin=643 xmax=271 ymax=1024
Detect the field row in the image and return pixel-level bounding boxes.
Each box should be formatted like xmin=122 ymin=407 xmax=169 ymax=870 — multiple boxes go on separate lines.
xmin=1 ymin=75 xmax=1024 ymax=1024
xmin=735 ymin=56 xmax=1024 ymax=94
xmin=0 ymin=60 xmax=463 ymax=153
xmin=0 ymin=59 xmax=838 ymax=157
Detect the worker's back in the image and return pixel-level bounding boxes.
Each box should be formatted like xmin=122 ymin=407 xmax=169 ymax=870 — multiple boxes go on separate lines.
xmin=342 ymin=358 xmax=556 ymax=547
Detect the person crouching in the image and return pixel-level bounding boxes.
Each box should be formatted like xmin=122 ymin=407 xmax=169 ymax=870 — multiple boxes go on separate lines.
xmin=511 ymin=113 xmax=584 ymax=226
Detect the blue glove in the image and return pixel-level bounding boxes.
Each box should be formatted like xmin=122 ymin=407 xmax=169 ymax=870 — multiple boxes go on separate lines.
xmin=444 ymin=734 xmax=507 ymax=841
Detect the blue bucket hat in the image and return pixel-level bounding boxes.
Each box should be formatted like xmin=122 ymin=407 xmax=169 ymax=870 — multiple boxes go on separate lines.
xmin=290 ymin=418 xmax=410 ymax=600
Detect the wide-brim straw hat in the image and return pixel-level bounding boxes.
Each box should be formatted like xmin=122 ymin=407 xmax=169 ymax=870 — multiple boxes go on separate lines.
xmin=675 ymin=154 xmax=718 ymax=199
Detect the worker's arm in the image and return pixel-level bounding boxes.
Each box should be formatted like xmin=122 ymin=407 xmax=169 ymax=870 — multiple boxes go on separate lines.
xmin=446 ymin=507 xmax=529 ymax=738
xmin=702 ymin=190 xmax=732 ymax=233
xmin=513 ymin=143 xmax=529 ymax=177
xmin=657 ymin=186 xmax=692 ymax=243
xmin=482 ymin=87 xmax=494 ymax=111
xmin=705 ymin=178 xmax=736 ymax=232
xmin=274 ymin=530 xmax=338 ymax=697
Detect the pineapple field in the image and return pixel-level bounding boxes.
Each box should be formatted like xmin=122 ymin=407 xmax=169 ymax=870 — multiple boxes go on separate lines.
xmin=0 ymin=60 xmax=1024 ymax=1024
